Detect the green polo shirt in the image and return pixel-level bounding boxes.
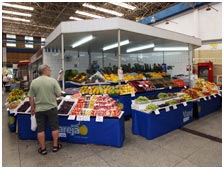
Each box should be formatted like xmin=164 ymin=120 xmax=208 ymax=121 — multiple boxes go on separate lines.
xmin=28 ymin=75 xmax=61 ymax=112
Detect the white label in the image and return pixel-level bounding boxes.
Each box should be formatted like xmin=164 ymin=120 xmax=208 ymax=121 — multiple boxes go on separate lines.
xmin=218 ymin=93 xmax=221 ymax=96
xmin=96 ymin=116 xmax=104 ymax=122
xmin=184 ymin=86 xmax=187 ymax=89
xmin=183 ymin=117 xmax=190 ymax=123
xmin=7 ymin=108 xmax=9 ymax=111
xmin=83 ymin=116 xmax=90 ymax=121
xmin=76 ymin=115 xmax=83 ymax=121
xmin=203 ymin=97 xmax=207 ymax=101
xmin=125 ymin=80 xmax=128 ymax=83
xmin=67 ymin=115 xmax=76 ymax=120
xmin=165 ymin=106 xmax=170 ymax=112
xmin=173 ymin=105 xmax=177 ymax=109
xmin=143 ymin=77 xmax=146 ymax=80
xmin=208 ymin=96 xmax=211 ymax=100
xmin=131 ymin=93 xmax=135 ymax=97
xmin=154 ymin=109 xmax=160 ymax=115
xmin=183 ymin=102 xmax=187 ymax=106
xmin=213 ymin=94 xmax=217 ymax=98
xmin=169 ymin=86 xmax=172 ymax=89
xmin=59 ymin=133 xmax=67 ymax=138
xmin=197 ymin=99 xmax=200 ymax=102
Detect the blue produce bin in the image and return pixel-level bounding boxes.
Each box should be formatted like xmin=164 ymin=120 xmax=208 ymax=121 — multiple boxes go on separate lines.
xmin=132 ymin=102 xmax=193 ymax=140
xmin=193 ymin=94 xmax=222 ymax=119
xmin=17 ymin=113 xmax=125 ymax=148
xmin=17 ymin=113 xmax=52 ymax=140
xmin=59 ymin=115 xmax=125 ymax=148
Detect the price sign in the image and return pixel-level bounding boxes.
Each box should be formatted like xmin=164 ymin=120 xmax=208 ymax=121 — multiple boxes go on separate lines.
xmin=213 ymin=94 xmax=217 ymax=98
xmin=184 ymin=86 xmax=187 ymax=89
xmin=125 ymin=80 xmax=128 ymax=83
xmin=131 ymin=93 xmax=135 ymax=97
xmin=208 ymin=96 xmax=211 ymax=100
xmin=154 ymin=109 xmax=160 ymax=115
xmin=96 ymin=116 xmax=104 ymax=122
xmin=182 ymin=102 xmax=187 ymax=107
xmin=173 ymin=104 xmax=177 ymax=109
xmin=165 ymin=106 xmax=170 ymax=112
xmin=68 ymin=115 xmax=76 ymax=120
xmin=76 ymin=115 xmax=83 ymax=121
xmin=83 ymin=116 xmax=90 ymax=121
xmin=218 ymin=93 xmax=222 ymax=96
xmin=169 ymin=86 xmax=172 ymax=89
xmin=203 ymin=97 xmax=207 ymax=101
xmin=143 ymin=77 xmax=146 ymax=80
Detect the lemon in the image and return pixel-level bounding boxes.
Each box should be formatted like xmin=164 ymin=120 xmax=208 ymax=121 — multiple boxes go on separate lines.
xmin=79 ymin=125 xmax=88 ymax=135
xmin=8 ymin=116 xmax=15 ymax=125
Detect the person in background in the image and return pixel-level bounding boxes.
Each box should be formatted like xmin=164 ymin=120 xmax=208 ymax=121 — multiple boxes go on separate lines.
xmin=28 ymin=64 xmax=62 ymax=155
xmin=3 ymin=74 xmax=8 ymax=87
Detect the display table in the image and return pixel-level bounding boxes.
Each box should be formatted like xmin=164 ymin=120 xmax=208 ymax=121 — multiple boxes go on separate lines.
xmin=132 ymin=102 xmax=193 ymax=140
xmin=17 ymin=113 xmax=125 ymax=148
xmin=193 ymin=94 xmax=222 ymax=119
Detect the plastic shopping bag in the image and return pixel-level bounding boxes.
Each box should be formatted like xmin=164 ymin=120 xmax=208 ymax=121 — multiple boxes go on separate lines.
xmin=30 ymin=115 xmax=37 ymax=131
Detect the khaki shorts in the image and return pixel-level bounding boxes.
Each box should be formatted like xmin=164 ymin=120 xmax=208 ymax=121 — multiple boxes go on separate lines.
xmin=36 ymin=107 xmax=59 ymax=132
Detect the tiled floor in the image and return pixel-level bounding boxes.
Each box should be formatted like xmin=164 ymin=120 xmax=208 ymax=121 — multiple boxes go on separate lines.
xmin=2 ymin=91 xmax=222 ymax=167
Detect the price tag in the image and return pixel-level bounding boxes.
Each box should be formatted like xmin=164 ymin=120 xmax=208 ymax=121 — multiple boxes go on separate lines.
xmin=184 ymin=86 xmax=187 ymax=89
xmin=213 ymin=94 xmax=217 ymax=98
xmin=169 ymin=86 xmax=172 ymax=89
xmin=125 ymin=80 xmax=128 ymax=83
xmin=203 ymin=97 xmax=207 ymax=101
xmin=182 ymin=102 xmax=187 ymax=107
xmin=165 ymin=106 xmax=170 ymax=112
xmin=7 ymin=108 xmax=9 ymax=111
xmin=83 ymin=116 xmax=90 ymax=121
xmin=76 ymin=115 xmax=83 ymax=121
xmin=96 ymin=116 xmax=104 ymax=122
xmin=154 ymin=109 xmax=160 ymax=115
xmin=67 ymin=115 xmax=76 ymax=120
xmin=173 ymin=104 xmax=177 ymax=109
xmin=143 ymin=77 xmax=146 ymax=80
xmin=131 ymin=93 xmax=135 ymax=97
xmin=218 ymin=93 xmax=222 ymax=96
xmin=208 ymin=96 xmax=211 ymax=100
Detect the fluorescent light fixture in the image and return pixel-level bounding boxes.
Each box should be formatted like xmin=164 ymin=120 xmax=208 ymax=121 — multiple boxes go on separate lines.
xmin=75 ymin=10 xmax=105 ymax=19
xmin=72 ymin=35 xmax=94 ymax=48
xmin=83 ymin=3 xmax=123 ymax=17
xmin=103 ymin=40 xmax=130 ymax=51
xmin=2 ymin=10 xmax=32 ymax=17
xmin=126 ymin=44 xmax=155 ymax=53
xmin=108 ymin=2 xmax=136 ymax=10
xmin=2 ymin=16 xmax=30 ymax=22
xmin=2 ymin=2 xmax=34 ymax=11
xmin=69 ymin=16 xmax=83 ymax=21
xmin=153 ymin=47 xmax=189 ymax=51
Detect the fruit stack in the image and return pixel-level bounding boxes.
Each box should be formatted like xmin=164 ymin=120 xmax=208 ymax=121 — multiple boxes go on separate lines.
xmin=71 ymin=95 xmax=121 ymax=117
xmin=79 ymin=84 xmax=135 ymax=95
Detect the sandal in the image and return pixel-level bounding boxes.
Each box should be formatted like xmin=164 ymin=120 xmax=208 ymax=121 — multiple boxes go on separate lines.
xmin=52 ymin=143 xmax=62 ymax=152
xmin=38 ymin=147 xmax=47 ymax=155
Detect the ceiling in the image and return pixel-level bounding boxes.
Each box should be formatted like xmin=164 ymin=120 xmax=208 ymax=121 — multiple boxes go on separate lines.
xmin=2 ymin=2 xmax=178 ymax=38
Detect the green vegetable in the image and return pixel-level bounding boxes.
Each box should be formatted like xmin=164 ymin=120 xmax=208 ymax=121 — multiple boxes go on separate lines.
xmin=157 ymin=93 xmax=168 ymax=99
xmin=145 ymin=104 xmax=158 ymax=111
xmin=135 ymin=96 xmax=149 ymax=103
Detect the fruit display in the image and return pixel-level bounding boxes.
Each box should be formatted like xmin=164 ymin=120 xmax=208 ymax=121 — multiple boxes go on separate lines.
xmin=104 ymin=73 xmax=146 ymax=82
xmin=148 ymin=72 xmax=169 ymax=79
xmin=172 ymin=79 xmax=187 ymax=87
xmin=7 ymin=88 xmax=26 ymax=103
xmin=64 ymin=69 xmax=78 ymax=81
xmin=8 ymin=100 xmax=21 ymax=110
xmin=135 ymin=96 xmax=149 ymax=104
xmin=194 ymin=78 xmax=219 ymax=95
xmin=150 ymin=79 xmax=166 ymax=89
xmin=71 ymin=73 xmax=90 ymax=83
xmin=58 ymin=101 xmax=75 ymax=115
xmin=79 ymin=84 xmax=135 ymax=95
xmin=17 ymin=101 xmax=30 ymax=113
xmin=157 ymin=92 xmax=177 ymax=99
xmin=128 ymin=80 xmax=155 ymax=92
xmin=85 ymin=71 xmax=106 ymax=84
xmin=71 ymin=95 xmax=121 ymax=117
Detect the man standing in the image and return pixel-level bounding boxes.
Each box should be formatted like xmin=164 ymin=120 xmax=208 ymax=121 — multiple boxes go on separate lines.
xmin=28 ymin=64 xmax=62 ymax=155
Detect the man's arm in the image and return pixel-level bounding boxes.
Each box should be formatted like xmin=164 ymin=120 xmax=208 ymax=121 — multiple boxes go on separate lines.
xmin=29 ymin=96 xmax=35 ymax=115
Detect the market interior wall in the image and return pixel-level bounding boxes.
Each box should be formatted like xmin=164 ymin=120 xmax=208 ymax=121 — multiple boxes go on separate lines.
xmin=43 ymin=50 xmax=190 ymax=79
